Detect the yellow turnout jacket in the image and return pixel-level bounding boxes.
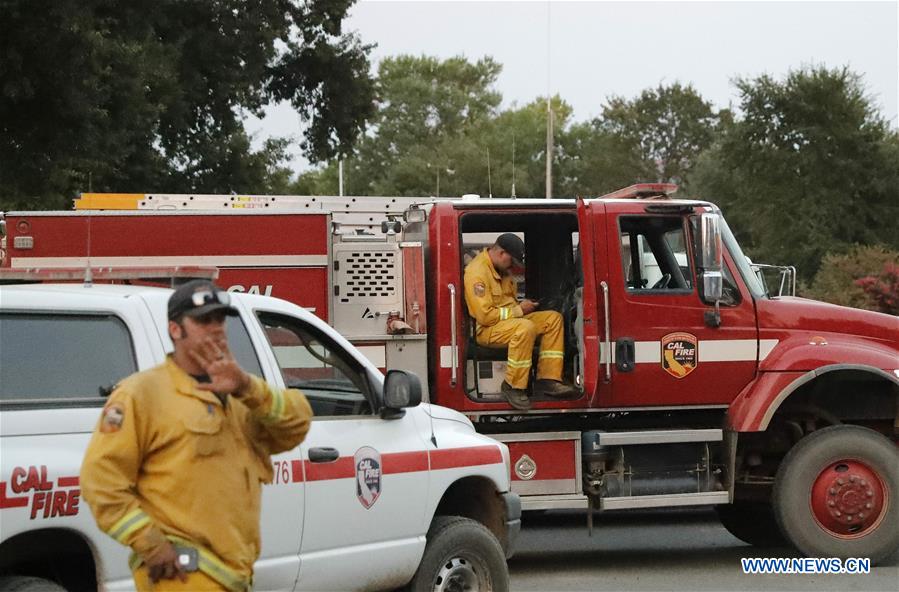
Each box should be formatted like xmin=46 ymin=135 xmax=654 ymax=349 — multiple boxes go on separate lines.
xmin=81 ymin=356 xmax=312 ymax=582
xmin=464 ymin=248 xmax=522 ymax=332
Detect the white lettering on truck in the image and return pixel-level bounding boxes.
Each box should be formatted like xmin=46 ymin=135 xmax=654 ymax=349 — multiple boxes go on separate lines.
xmin=228 ymin=284 xmax=273 ymax=296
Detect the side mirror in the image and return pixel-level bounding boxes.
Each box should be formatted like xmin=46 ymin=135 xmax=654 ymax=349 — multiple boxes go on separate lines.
xmin=703 ymin=270 xmax=724 ymax=302
xmin=700 ymin=213 xmax=723 ymax=271
xmin=381 ymin=370 xmax=423 ymax=419
xmin=699 ymin=213 xmax=724 ymax=328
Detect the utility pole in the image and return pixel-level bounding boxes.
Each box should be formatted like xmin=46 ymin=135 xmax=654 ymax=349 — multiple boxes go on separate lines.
xmin=545 ymin=98 xmax=553 ymax=199
xmin=544 ymin=0 xmax=553 ymax=199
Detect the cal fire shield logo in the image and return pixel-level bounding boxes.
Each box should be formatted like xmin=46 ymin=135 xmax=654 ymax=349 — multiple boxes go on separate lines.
xmin=354 ymin=446 xmax=382 ymax=509
xmin=661 ymin=332 xmax=698 ymax=379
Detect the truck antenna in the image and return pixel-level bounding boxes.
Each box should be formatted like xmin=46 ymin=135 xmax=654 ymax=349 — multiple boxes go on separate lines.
xmin=486 ymin=147 xmax=493 ymax=199
xmin=511 ymin=133 xmax=517 ymax=199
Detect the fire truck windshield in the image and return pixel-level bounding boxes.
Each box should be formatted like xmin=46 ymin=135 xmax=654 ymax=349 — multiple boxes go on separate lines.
xmin=720 ymin=217 xmax=767 ymax=299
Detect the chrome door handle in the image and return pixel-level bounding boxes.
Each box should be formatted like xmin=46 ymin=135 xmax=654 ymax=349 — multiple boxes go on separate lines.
xmin=308 ymin=447 xmax=340 ymax=463
xmin=601 ymin=281 xmax=611 ymax=382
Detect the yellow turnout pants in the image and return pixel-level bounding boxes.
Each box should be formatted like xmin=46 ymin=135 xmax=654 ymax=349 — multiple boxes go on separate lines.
xmin=476 ymin=310 xmax=564 ymax=389
xmin=133 ymin=567 xmax=229 ymax=591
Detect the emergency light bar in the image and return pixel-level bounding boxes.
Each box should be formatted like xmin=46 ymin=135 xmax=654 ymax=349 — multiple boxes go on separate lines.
xmin=599 ymin=183 xmax=678 ymax=200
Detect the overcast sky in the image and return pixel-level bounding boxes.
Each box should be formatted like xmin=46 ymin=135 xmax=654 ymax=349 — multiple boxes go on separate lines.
xmin=247 ymin=0 xmax=899 ymax=172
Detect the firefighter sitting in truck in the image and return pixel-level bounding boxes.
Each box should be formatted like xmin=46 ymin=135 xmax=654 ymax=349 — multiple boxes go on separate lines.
xmin=464 ymin=233 xmax=577 ymax=409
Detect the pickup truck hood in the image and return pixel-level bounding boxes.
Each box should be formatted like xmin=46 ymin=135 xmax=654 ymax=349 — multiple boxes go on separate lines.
xmin=422 ymin=403 xmax=475 ymax=429
xmin=758 ymin=297 xmax=899 ymax=347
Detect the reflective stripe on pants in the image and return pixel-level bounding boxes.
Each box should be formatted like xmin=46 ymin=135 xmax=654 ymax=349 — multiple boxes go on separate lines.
xmin=476 ymin=310 xmax=564 ymax=389
xmin=129 ymin=537 xmax=251 ymax=592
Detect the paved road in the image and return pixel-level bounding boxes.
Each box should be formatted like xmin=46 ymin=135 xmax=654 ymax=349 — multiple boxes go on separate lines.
xmin=508 ymin=508 xmax=898 ymax=591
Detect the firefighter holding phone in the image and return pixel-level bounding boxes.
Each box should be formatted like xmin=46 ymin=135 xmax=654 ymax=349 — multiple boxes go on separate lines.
xmin=464 ymin=234 xmax=577 ymax=410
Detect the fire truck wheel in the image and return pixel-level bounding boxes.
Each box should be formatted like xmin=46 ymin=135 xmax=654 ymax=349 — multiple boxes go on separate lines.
xmin=407 ymin=516 xmax=509 ymax=592
xmin=0 ymin=576 xmax=68 ymax=591
xmin=773 ymin=424 xmax=899 ymax=564
xmin=715 ymin=502 xmax=786 ymax=547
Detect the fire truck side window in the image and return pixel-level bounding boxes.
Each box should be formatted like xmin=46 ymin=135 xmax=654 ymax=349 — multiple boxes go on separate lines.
xmin=255 ymin=311 xmax=372 ymax=417
xmin=0 ymin=313 xmax=137 ymax=403
xmin=618 ymin=216 xmax=694 ymax=293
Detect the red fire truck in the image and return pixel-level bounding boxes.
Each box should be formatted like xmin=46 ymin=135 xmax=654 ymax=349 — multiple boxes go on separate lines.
xmin=2 ymin=184 xmax=898 ymax=563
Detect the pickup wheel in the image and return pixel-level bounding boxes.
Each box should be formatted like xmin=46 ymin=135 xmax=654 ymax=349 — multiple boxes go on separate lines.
xmin=773 ymin=424 xmax=899 ymax=564
xmin=716 ymin=502 xmax=786 ymax=547
xmin=0 ymin=576 xmax=67 ymax=591
xmin=408 ymin=516 xmax=509 ymax=592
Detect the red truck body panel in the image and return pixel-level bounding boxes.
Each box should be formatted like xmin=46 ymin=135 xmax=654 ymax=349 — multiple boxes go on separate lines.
xmin=3 ymin=199 xmax=896 ymax=425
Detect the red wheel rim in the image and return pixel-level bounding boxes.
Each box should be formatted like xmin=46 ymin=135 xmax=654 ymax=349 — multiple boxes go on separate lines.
xmin=810 ymin=458 xmax=888 ymax=538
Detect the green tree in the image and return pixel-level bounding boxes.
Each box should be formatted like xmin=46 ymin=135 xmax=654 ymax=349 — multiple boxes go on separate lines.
xmin=558 ymin=120 xmax=650 ymax=197
xmin=599 ymin=82 xmax=721 ymax=186
xmin=1 ymin=0 xmax=374 ymax=210
xmin=692 ymin=67 xmax=899 ymax=281
xmin=297 ymin=55 xmax=503 ymax=197
xmin=467 ymin=96 xmax=573 ymax=199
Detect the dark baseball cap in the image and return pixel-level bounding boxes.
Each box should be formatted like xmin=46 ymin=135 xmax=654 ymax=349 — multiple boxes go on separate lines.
xmin=168 ymin=279 xmax=238 ymax=320
xmin=495 ymin=233 xmax=525 ymax=265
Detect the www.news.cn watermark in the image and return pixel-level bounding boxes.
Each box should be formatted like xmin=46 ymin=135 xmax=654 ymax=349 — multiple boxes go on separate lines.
xmin=741 ymin=557 xmax=871 ymax=574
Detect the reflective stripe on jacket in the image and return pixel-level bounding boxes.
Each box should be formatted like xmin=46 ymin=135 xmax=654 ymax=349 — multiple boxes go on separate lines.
xmin=464 ymin=249 xmax=522 ymax=331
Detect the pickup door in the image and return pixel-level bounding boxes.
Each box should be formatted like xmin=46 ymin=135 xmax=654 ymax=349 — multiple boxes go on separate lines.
xmin=247 ymin=303 xmax=431 ymax=591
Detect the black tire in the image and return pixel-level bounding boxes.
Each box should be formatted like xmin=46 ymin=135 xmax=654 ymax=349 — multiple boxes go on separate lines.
xmin=716 ymin=502 xmax=786 ymax=547
xmin=408 ymin=516 xmax=509 ymax=592
xmin=773 ymin=424 xmax=899 ymax=564
xmin=0 ymin=576 xmax=67 ymax=592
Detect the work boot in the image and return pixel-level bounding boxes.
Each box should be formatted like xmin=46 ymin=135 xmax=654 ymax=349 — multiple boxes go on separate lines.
xmin=535 ymin=379 xmax=578 ymax=398
xmin=501 ymin=381 xmax=532 ymax=410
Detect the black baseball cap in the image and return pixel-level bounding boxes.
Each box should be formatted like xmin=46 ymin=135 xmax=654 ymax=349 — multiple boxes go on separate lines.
xmin=495 ymin=233 xmax=525 ymax=265
xmin=168 ymin=279 xmax=239 ymax=320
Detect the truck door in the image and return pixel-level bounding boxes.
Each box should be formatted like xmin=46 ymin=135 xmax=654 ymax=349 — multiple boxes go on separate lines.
xmin=251 ymin=309 xmax=430 ymax=592
xmin=603 ymin=205 xmax=759 ymax=407
xmin=575 ymin=199 xmax=605 ymax=402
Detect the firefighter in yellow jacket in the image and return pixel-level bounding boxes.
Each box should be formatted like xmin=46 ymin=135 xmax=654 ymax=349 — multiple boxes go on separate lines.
xmin=81 ymin=280 xmax=312 ymax=591
xmin=464 ymin=234 xmax=577 ymax=409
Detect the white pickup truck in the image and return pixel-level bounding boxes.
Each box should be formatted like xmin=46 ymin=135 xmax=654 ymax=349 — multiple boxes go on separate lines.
xmin=0 ymin=282 xmax=520 ymax=592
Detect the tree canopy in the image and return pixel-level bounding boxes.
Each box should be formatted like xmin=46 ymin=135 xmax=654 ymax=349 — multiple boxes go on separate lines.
xmin=691 ymin=67 xmax=899 ymax=281
xmin=0 ymin=0 xmax=374 ymax=209
xmin=599 ymin=82 xmax=723 ymax=187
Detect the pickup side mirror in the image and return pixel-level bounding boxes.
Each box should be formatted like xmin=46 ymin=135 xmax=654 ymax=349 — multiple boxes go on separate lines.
xmin=380 ymin=369 xmax=423 ymax=419
xmin=699 ymin=213 xmax=724 ymax=327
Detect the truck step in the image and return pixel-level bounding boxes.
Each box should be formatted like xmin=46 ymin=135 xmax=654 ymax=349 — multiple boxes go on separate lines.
xmin=521 ymin=494 xmax=590 ymax=511
xmin=592 ymin=428 xmax=722 ymax=446
xmin=600 ymin=491 xmax=729 ymax=510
